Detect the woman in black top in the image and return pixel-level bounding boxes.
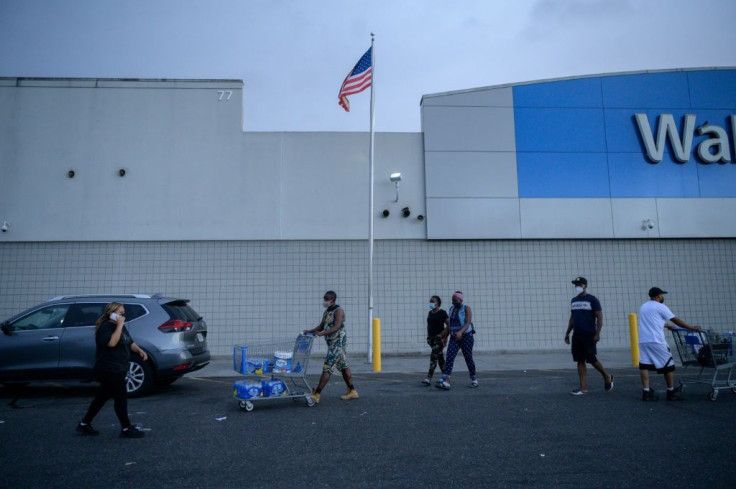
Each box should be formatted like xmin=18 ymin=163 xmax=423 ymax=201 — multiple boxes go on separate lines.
xmin=76 ymin=302 xmax=148 ymax=438
xmin=422 ymin=295 xmax=449 ymax=385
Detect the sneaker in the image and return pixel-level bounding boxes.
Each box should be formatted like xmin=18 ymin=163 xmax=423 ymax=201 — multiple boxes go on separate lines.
xmin=421 ymin=378 xmax=431 ymax=386
xmin=605 ymin=374 xmax=614 ymax=392
xmin=436 ymin=380 xmax=451 ymax=390
xmin=340 ymin=388 xmax=359 ymax=400
xmin=570 ymin=389 xmax=587 ymax=396
xmin=120 ymin=425 xmax=145 ymax=438
xmin=310 ymin=390 xmax=321 ymax=404
xmin=76 ymin=422 xmax=99 ymax=436
xmin=642 ymin=388 xmax=659 ymax=401
xmin=469 ymin=379 xmax=479 ymax=388
xmin=666 ymin=389 xmax=685 ymax=401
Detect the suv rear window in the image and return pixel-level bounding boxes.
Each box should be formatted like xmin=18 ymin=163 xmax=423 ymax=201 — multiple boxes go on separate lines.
xmin=161 ymin=301 xmax=201 ymax=322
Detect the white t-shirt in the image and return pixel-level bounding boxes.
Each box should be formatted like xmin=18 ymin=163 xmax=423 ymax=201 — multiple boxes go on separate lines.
xmin=638 ymin=300 xmax=675 ymax=344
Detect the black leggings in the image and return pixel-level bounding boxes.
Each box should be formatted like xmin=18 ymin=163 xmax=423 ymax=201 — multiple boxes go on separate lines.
xmin=82 ymin=371 xmax=131 ymax=428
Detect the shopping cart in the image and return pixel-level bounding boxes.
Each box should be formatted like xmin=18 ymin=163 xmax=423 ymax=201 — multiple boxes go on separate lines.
xmin=669 ymin=327 xmax=735 ymax=401
xmin=232 ymin=333 xmax=316 ymax=411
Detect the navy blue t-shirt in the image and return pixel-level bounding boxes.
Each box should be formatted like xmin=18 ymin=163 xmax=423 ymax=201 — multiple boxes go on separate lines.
xmin=570 ymin=294 xmax=601 ymax=336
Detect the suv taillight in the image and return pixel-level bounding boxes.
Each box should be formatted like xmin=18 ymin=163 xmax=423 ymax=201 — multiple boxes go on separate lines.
xmin=158 ymin=319 xmax=193 ymax=333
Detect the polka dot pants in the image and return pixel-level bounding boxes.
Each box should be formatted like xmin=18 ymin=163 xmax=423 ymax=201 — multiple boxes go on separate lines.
xmin=442 ymin=333 xmax=476 ymax=380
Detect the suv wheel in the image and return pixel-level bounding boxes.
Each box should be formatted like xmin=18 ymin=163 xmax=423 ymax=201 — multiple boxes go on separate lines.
xmin=126 ymin=355 xmax=153 ymax=397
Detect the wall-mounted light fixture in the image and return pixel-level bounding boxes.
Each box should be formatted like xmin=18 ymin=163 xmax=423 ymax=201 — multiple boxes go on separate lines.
xmin=1 ymin=221 xmax=9 ymax=233
xmin=401 ymin=207 xmax=411 ymax=218
xmin=390 ymin=172 xmax=402 ymax=202
xmin=642 ymin=219 xmax=654 ymax=230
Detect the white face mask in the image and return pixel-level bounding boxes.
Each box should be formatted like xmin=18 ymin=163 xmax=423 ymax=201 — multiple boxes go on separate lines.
xmin=323 ymin=300 xmax=331 ymax=308
xmin=574 ymin=286 xmax=584 ymax=294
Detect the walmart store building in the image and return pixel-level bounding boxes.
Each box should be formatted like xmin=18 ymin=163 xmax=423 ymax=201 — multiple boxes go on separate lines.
xmin=1 ymin=67 xmax=734 ymax=358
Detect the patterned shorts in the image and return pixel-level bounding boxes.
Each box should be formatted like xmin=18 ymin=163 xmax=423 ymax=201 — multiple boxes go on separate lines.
xmin=323 ymin=338 xmax=349 ymax=373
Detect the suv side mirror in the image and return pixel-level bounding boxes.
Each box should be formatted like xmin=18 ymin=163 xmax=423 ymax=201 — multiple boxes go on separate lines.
xmin=1 ymin=323 xmax=12 ymax=335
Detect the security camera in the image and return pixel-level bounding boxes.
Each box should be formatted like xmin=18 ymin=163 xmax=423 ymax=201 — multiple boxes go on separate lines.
xmin=382 ymin=209 xmax=390 ymax=218
xmin=648 ymin=222 xmax=654 ymax=229
xmin=1 ymin=222 xmax=8 ymax=233
xmin=417 ymin=215 xmax=424 ymax=221
xmin=401 ymin=207 xmax=411 ymax=218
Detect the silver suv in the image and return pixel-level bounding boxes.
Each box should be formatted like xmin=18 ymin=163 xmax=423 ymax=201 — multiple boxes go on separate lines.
xmin=0 ymin=294 xmax=210 ymax=396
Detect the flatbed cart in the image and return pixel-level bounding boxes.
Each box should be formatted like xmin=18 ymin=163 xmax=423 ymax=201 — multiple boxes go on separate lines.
xmin=670 ymin=327 xmax=735 ymax=401
xmin=232 ymin=334 xmax=316 ymax=411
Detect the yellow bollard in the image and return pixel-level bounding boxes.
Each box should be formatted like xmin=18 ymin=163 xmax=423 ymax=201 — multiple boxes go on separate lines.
xmin=372 ymin=318 xmax=381 ymax=372
xmin=628 ymin=313 xmax=639 ymax=366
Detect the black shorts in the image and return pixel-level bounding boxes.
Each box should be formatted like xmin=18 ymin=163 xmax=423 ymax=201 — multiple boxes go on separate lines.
xmin=571 ymin=334 xmax=598 ymax=364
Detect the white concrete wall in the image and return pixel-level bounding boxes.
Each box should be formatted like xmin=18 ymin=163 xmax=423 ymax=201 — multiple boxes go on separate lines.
xmin=1 ymin=239 xmax=734 ymax=356
xmin=0 ymin=78 xmax=426 ymax=242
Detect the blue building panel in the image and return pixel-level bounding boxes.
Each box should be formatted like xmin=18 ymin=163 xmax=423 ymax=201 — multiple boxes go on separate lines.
xmin=601 ymin=72 xmax=691 ymax=108
xmin=697 ymin=162 xmax=736 ymax=197
xmin=507 ymin=69 xmax=736 ymax=199
xmin=514 ymin=107 xmax=607 ymax=153
xmin=688 ymin=70 xmax=736 ymax=109
xmin=608 ymin=152 xmax=700 ymax=198
xmin=513 ymin=78 xmax=602 ymax=108
xmin=517 ymin=152 xmax=610 ymax=198
xmin=604 ymin=108 xmax=645 ymax=153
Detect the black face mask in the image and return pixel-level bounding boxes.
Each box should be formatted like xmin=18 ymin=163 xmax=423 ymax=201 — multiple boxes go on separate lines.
xmin=452 ymin=301 xmax=461 ymax=308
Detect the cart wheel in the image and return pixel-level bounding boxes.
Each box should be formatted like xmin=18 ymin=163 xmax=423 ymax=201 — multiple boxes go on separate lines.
xmin=238 ymin=400 xmax=247 ymax=409
xmin=306 ymin=396 xmax=315 ymax=407
xmin=709 ymin=390 xmax=718 ymax=401
xmin=731 ymin=386 xmax=736 ymax=394
xmin=239 ymin=400 xmax=254 ymax=411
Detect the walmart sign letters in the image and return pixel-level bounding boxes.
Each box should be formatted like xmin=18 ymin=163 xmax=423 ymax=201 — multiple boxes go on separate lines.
xmin=634 ymin=114 xmax=736 ymax=164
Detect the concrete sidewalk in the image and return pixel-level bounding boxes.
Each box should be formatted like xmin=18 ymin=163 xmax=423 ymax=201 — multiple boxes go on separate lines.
xmin=194 ymin=347 xmax=635 ymax=377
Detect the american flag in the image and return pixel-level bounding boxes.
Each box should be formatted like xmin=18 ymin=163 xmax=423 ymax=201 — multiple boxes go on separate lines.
xmin=338 ymin=47 xmax=372 ymax=112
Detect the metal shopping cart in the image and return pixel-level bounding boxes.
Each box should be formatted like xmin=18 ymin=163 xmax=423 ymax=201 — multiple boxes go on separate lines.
xmin=669 ymin=327 xmax=735 ymax=401
xmin=232 ymin=333 xmax=316 ymax=411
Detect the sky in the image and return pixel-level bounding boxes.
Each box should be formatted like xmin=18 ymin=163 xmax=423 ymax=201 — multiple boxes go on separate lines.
xmin=1 ymin=0 xmax=735 ymax=132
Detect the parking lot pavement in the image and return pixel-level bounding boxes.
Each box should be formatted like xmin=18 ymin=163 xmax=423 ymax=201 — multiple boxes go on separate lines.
xmin=199 ymin=347 xmax=636 ymax=377
xmin=1 ymin=363 xmax=735 ymax=489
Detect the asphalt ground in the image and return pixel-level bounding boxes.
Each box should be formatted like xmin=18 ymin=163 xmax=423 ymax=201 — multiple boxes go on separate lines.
xmin=1 ymin=363 xmax=735 ymax=489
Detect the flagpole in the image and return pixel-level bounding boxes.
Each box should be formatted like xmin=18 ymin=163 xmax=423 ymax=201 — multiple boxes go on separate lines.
xmin=367 ymin=32 xmax=375 ymax=362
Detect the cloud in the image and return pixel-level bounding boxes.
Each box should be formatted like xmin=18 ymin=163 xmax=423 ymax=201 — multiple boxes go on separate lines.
xmin=522 ymin=0 xmax=636 ymax=41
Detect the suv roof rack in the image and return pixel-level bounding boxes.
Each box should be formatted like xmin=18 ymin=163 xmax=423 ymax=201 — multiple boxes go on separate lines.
xmin=48 ymin=294 xmax=153 ymax=301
